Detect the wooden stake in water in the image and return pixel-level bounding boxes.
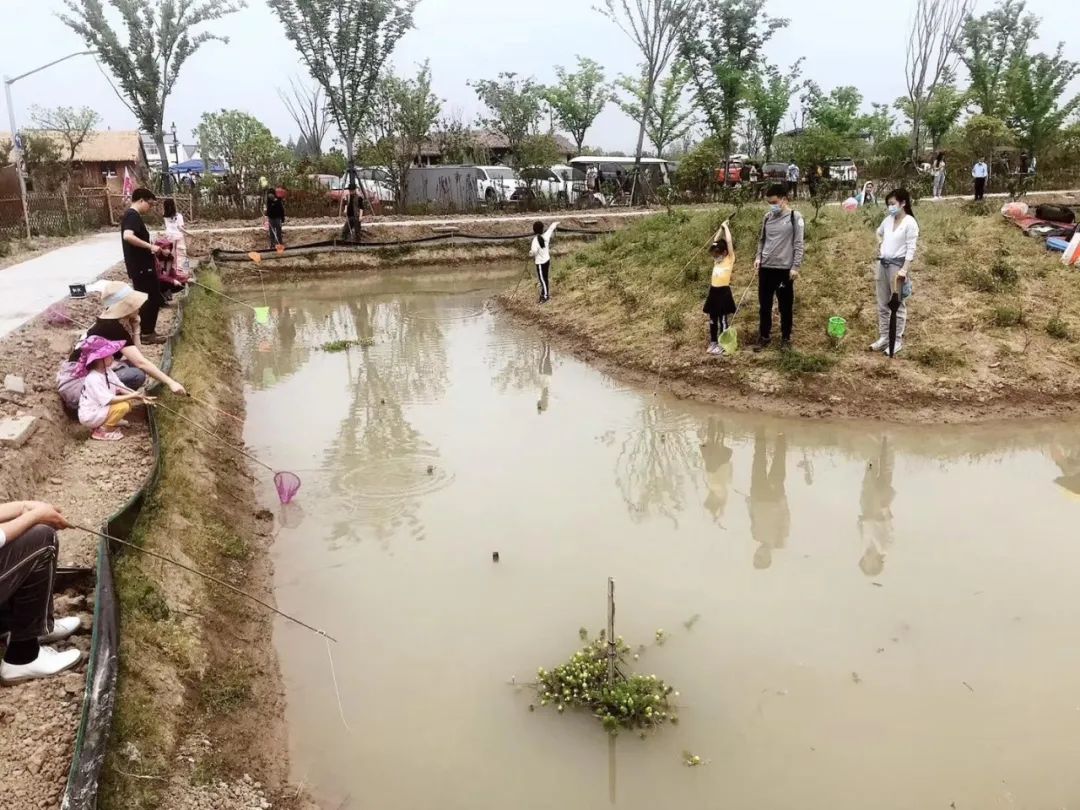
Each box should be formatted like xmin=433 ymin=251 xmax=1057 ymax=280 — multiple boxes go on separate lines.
xmin=607 ymin=577 xmax=616 ymax=684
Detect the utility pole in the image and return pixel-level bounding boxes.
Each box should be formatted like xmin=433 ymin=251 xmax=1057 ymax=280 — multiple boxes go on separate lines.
xmin=3 ymin=51 xmax=94 ymax=240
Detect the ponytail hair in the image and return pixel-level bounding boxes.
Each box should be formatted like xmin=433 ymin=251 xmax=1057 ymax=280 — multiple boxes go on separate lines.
xmin=533 ymin=220 xmax=546 ymax=249
xmin=888 ymin=188 xmax=915 ymax=219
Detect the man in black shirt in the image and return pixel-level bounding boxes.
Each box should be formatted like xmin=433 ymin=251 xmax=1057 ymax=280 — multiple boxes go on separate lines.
xmin=121 ymin=188 xmax=166 ymax=343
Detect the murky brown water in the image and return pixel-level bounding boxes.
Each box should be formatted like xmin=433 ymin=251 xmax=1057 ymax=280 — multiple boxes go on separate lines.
xmin=234 ymin=267 xmax=1080 ymax=810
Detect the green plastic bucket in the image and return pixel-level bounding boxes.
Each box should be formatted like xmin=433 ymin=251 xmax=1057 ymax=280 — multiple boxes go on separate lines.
xmin=827 ymin=316 xmax=847 ymax=339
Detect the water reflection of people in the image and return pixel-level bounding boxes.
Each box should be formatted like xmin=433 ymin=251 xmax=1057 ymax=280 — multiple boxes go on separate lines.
xmin=699 ymin=418 xmax=732 ymax=526
xmin=748 ymin=430 xmax=790 ymax=569
xmin=1050 ymin=444 xmax=1080 ymax=500
xmin=538 ymin=341 xmax=551 ymax=414
xmin=858 ymin=437 xmax=896 ymax=577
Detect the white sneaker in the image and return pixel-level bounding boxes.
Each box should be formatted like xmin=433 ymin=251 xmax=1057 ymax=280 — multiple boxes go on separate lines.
xmin=870 ymin=337 xmax=888 ymax=351
xmin=41 ymin=617 xmax=81 ymax=644
xmin=883 ymin=341 xmax=904 ymax=355
xmin=1 ymin=645 xmax=81 ymax=684
xmin=707 ymin=342 xmax=719 ymax=354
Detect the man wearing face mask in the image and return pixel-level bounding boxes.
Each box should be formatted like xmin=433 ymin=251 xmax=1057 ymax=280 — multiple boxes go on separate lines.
xmin=753 ymin=184 xmax=805 ymax=351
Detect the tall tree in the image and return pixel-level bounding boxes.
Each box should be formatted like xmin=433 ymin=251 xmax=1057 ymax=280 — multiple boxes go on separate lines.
xmin=921 ymin=76 xmax=967 ymax=151
xmin=904 ymin=0 xmax=973 ymax=158
xmin=278 ymin=78 xmax=331 ymax=160
xmin=28 ymin=105 xmax=101 ymax=164
xmin=470 ymin=72 xmax=544 ymax=159
xmin=805 ymin=84 xmax=864 ymax=137
xmin=394 ymin=61 xmax=442 ymax=165
xmin=544 ymin=57 xmax=609 ymax=154
xmin=680 ymin=0 xmax=788 ymax=172
xmin=196 ymin=109 xmax=291 ymax=193
xmin=597 ymin=0 xmax=694 ymax=176
xmin=268 ymin=0 xmax=418 ymax=184
xmin=615 ymin=61 xmax=696 ymax=158
xmin=959 ymin=0 xmax=1039 ymax=119
xmin=748 ymin=59 xmax=803 ymax=161
xmin=433 ymin=109 xmax=474 ymax=164
xmin=61 ymin=0 xmax=243 ymax=192
xmin=1005 ymin=45 xmax=1080 ymax=160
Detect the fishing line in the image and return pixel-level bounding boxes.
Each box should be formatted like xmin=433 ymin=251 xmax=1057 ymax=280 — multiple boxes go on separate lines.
xmin=325 ymin=637 xmax=353 ymax=734
xmin=68 ymin=523 xmax=336 ymax=641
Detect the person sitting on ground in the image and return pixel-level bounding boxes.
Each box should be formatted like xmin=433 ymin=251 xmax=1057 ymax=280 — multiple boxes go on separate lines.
xmin=162 ymin=198 xmax=191 ymax=273
xmin=529 ymin=221 xmax=559 ymax=304
xmin=266 ymin=188 xmax=286 ymax=250
xmin=871 ymin=188 xmax=920 ymax=356
xmin=154 ymin=237 xmax=188 ymax=304
xmin=76 ymin=336 xmax=155 ymax=441
xmin=57 ymin=281 xmax=186 ymax=415
xmin=703 ymin=220 xmax=737 ymax=356
xmin=0 ymin=500 xmax=82 ymax=684
xmin=754 ymin=184 xmax=805 ymax=351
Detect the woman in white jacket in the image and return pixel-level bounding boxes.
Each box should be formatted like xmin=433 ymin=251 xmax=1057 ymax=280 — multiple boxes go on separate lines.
xmin=530 ymin=221 xmax=559 ymax=303
xmin=872 ymin=189 xmax=919 ymax=355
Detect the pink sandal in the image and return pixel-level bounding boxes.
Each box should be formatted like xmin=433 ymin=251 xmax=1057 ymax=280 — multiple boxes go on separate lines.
xmin=91 ymin=428 xmax=124 ymax=442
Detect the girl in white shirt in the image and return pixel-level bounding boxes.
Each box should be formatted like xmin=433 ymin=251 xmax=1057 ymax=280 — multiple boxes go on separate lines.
xmin=529 ymin=221 xmax=559 ymax=303
xmin=163 ymin=198 xmax=191 ymax=272
xmin=872 ymin=188 xmax=920 ymax=355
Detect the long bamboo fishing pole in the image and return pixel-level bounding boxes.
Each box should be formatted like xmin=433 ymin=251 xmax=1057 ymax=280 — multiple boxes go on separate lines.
xmin=186 ymin=278 xmax=260 ymax=312
xmin=69 ymin=523 xmax=337 ymax=642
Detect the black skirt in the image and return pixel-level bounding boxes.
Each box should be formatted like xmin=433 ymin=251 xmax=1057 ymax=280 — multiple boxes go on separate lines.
xmin=703 ymin=285 xmax=737 ymax=317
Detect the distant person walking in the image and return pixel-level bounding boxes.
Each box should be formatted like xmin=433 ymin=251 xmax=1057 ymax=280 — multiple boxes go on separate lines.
xmin=933 ymin=153 xmax=946 ymax=199
xmin=266 ymin=189 xmax=286 ymax=250
xmin=786 ymin=161 xmax=800 ymax=199
xmin=754 ymin=184 xmax=805 ymax=351
xmin=530 ymin=221 xmax=559 ymax=303
xmin=972 ymin=157 xmax=989 ymax=201
xmin=871 ymin=188 xmax=919 ymax=356
xmin=120 ymin=188 xmax=166 ymax=344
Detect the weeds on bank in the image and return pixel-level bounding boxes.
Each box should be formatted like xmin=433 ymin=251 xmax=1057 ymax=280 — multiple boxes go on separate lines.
xmin=1047 ymin=316 xmax=1073 ymax=341
xmin=910 ymin=345 xmax=966 ymax=370
xmin=772 ymin=348 xmax=836 ymax=375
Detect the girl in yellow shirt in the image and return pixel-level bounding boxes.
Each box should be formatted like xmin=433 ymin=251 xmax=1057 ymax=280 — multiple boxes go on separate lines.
xmin=702 ymin=221 xmax=736 ymax=355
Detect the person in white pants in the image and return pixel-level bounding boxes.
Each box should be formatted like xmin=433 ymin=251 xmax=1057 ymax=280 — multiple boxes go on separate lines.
xmin=872 ymin=189 xmax=920 ymax=355
xmin=529 ymin=221 xmax=559 ymax=303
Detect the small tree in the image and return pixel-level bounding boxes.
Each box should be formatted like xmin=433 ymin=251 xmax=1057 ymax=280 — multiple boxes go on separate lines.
xmin=960 ymin=0 xmax=1039 ymax=119
xmin=959 ymin=114 xmax=1013 ymax=164
xmin=1005 ymin=46 xmax=1080 ymax=162
xmin=597 ymin=0 xmax=694 ymax=174
xmin=28 ymin=105 xmax=101 ymax=164
xmin=615 ymin=60 xmax=695 ymax=158
xmin=61 ymin=0 xmax=243 ymax=192
xmin=395 ymin=61 xmax=442 ymax=165
xmin=903 ymin=0 xmax=973 ymax=158
xmin=470 ymin=72 xmax=544 ymax=159
xmin=268 ymin=0 xmax=418 ymax=184
xmin=196 ymin=109 xmax=291 ymax=195
xmin=278 ymin=78 xmax=331 ymax=160
xmin=680 ymin=0 xmax=788 ymax=174
xmin=23 ymin=133 xmax=67 ymax=192
xmin=544 ymin=57 xmax=609 ymax=154
xmin=922 ymin=78 xmax=967 ymax=152
xmin=433 ymin=110 xmax=475 ymax=164
xmin=748 ymin=59 xmax=803 ymax=161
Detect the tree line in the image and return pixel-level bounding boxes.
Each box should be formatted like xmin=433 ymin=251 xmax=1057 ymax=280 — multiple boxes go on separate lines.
xmin=12 ymin=0 xmax=1077 ymax=200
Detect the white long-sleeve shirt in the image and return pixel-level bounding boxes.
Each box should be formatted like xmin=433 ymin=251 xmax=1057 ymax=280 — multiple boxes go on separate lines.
xmin=529 ymin=223 xmax=559 ymax=266
xmin=877 ymin=215 xmax=920 ymax=264
xmin=972 ymin=161 xmax=989 ymax=179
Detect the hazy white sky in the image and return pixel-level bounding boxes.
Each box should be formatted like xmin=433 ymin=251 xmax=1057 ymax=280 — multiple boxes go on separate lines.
xmin=2 ymin=0 xmax=1077 ymax=153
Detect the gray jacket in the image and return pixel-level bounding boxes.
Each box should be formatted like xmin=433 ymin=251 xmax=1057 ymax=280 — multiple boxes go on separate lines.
xmin=756 ymin=209 xmax=805 ymax=270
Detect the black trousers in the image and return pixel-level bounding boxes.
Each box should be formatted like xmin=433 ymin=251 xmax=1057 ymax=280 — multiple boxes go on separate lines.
xmin=0 ymin=525 xmax=58 ymax=645
xmin=129 ymin=266 xmax=164 ymax=335
xmin=268 ymin=218 xmax=284 ymax=248
xmin=341 ymin=216 xmax=361 ymax=241
xmin=709 ymin=313 xmax=731 ymax=343
xmin=759 ymin=267 xmax=795 ymax=341
xmin=536 ymin=261 xmax=551 ymax=300
xmin=974 ymin=177 xmax=986 ymax=200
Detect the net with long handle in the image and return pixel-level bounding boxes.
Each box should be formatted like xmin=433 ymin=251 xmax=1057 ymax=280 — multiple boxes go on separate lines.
xmin=274 ymin=472 xmax=302 ymax=504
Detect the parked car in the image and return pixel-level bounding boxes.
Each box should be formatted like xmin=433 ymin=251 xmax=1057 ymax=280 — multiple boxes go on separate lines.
xmin=519 ymin=165 xmax=583 ymax=204
xmin=761 ymin=162 xmax=789 ymax=183
xmin=331 ymin=167 xmax=396 ymax=206
xmin=475 ymin=166 xmax=526 ymax=203
xmin=826 ymin=158 xmax=859 ymax=188
xmin=714 ymin=160 xmax=759 ymax=186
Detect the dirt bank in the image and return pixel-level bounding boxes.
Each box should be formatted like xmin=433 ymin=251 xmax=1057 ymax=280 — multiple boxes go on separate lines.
xmin=98 ymin=276 xmax=311 ymax=810
xmin=500 ymin=199 xmax=1080 ymax=424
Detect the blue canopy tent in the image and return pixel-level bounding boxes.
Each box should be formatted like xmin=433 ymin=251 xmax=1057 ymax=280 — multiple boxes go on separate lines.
xmin=171 ymin=159 xmax=226 ymax=176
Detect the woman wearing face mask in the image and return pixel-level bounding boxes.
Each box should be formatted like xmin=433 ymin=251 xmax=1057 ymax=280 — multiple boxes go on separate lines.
xmin=871 ymin=189 xmax=919 ymax=355
xmin=57 ymin=281 xmax=186 ymax=414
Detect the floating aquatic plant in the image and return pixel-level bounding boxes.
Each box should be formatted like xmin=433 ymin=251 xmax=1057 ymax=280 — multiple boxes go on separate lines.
xmin=532 ymin=630 xmax=678 ymax=735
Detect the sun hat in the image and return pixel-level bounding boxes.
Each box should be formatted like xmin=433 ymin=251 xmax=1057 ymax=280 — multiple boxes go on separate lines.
xmin=90 ymin=280 xmax=148 ymax=320
xmin=74 ymin=335 xmax=127 ymax=378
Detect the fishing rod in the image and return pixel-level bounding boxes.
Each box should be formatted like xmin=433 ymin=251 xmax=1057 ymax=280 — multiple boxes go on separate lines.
xmin=69 ymin=522 xmax=337 ymax=642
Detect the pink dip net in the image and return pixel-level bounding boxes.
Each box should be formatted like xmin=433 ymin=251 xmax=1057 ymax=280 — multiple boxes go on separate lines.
xmin=274 ymin=471 xmax=302 ymax=504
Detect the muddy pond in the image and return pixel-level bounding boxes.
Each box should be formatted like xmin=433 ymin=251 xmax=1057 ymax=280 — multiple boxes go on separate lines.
xmin=233 ymin=266 xmax=1080 ymax=810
